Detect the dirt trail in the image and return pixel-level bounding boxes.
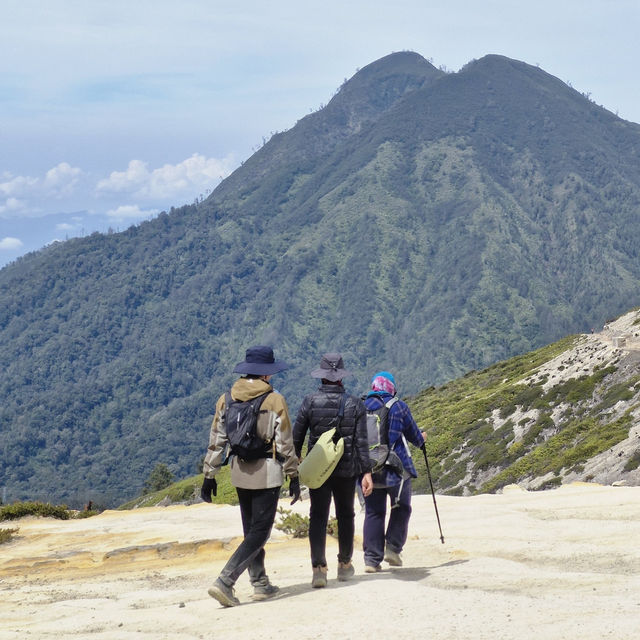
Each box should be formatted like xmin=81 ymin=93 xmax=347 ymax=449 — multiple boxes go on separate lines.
xmin=2 ymin=484 xmax=640 ymax=639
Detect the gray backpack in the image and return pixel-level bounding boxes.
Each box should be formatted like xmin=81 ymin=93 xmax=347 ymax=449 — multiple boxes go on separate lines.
xmin=366 ymin=396 xmax=404 ymax=477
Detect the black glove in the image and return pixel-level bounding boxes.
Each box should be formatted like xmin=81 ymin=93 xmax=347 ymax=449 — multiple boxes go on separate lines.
xmin=289 ymin=476 xmax=300 ymax=505
xmin=200 ymin=477 xmax=217 ymax=503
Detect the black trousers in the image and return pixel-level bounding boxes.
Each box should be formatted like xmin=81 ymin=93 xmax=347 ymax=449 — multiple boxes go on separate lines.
xmin=309 ymin=475 xmax=356 ymax=567
xmin=219 ymin=486 xmax=280 ymax=587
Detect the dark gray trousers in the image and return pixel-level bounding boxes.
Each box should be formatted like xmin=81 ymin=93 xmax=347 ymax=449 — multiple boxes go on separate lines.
xmin=219 ymin=486 xmax=280 ymax=587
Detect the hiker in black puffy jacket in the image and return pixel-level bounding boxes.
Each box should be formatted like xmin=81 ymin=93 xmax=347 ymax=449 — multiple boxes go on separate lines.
xmin=293 ymin=353 xmax=373 ymax=588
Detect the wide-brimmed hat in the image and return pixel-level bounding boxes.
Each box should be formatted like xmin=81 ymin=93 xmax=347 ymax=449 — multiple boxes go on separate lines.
xmin=233 ymin=345 xmax=289 ymax=375
xmin=310 ymin=352 xmax=351 ymax=382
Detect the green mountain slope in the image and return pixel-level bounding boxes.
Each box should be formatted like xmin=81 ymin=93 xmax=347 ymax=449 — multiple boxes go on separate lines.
xmin=2 ymin=52 xmax=640 ymax=506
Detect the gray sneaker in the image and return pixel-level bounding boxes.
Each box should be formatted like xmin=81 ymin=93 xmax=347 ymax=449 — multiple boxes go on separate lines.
xmin=384 ymin=548 xmax=403 ymax=567
xmin=337 ymin=561 xmax=355 ymax=581
xmin=251 ymin=582 xmax=280 ymax=601
xmin=208 ymin=578 xmax=240 ymax=607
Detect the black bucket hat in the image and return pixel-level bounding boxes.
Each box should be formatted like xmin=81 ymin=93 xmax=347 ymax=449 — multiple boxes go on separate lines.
xmin=233 ymin=346 xmax=289 ymax=375
xmin=310 ymin=352 xmax=351 ymax=382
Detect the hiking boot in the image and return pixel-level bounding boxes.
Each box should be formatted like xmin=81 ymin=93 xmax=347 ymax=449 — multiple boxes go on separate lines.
xmin=384 ymin=548 xmax=403 ymax=567
xmin=337 ymin=561 xmax=355 ymax=581
xmin=364 ymin=564 xmax=382 ymax=573
xmin=311 ymin=566 xmax=328 ymax=588
xmin=208 ymin=578 xmax=240 ymax=607
xmin=251 ymin=581 xmax=280 ymax=601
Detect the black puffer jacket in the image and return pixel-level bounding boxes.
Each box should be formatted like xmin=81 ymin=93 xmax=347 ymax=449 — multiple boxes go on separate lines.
xmin=293 ymin=384 xmax=372 ymax=478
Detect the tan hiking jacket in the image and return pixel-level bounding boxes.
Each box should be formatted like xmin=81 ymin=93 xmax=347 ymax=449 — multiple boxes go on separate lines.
xmin=203 ymin=377 xmax=298 ymax=489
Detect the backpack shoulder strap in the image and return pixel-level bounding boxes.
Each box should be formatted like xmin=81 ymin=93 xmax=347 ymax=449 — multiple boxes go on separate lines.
xmin=337 ymin=392 xmax=346 ymax=420
xmin=366 ymin=395 xmax=385 ymax=411
xmin=250 ymin=389 xmax=272 ymax=412
xmin=223 ymin=391 xmax=233 ymax=417
xmin=329 ymin=393 xmax=347 ymax=441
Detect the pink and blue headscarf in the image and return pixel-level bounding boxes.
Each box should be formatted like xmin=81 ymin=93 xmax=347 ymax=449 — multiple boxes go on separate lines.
xmin=370 ymin=371 xmax=396 ymax=395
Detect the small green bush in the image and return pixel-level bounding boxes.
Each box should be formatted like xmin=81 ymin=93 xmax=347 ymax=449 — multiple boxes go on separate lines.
xmin=275 ymin=508 xmax=339 ymax=539
xmin=512 ymin=384 xmax=544 ymax=410
xmin=275 ymin=507 xmax=309 ymax=538
xmin=594 ymin=382 xmax=637 ymax=412
xmin=475 ymin=443 xmax=505 ymax=470
xmin=326 ymin=516 xmax=339 ymax=539
xmin=623 ymin=449 xmax=640 ymax=472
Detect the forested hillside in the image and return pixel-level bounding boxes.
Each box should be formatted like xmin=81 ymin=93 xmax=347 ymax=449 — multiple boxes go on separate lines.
xmin=2 ymin=51 xmax=640 ymax=506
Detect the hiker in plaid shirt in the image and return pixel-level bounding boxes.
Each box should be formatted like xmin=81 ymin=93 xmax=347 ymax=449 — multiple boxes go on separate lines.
xmin=361 ymin=371 xmax=425 ymax=572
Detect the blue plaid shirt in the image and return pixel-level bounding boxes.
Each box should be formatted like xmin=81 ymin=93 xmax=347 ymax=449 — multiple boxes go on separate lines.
xmin=364 ymin=391 xmax=424 ymax=485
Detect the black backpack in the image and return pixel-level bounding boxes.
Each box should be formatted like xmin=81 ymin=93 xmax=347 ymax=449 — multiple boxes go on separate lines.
xmin=366 ymin=396 xmax=404 ymax=477
xmin=224 ymin=391 xmax=273 ymax=461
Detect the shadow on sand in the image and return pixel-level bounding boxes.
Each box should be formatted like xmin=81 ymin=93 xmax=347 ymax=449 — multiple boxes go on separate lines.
xmin=250 ymin=558 xmax=469 ymax=604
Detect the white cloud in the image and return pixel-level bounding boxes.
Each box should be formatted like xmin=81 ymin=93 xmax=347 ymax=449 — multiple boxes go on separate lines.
xmin=106 ymin=204 xmax=158 ymax=220
xmin=0 ymin=163 xmax=82 ymax=214
xmin=0 ymin=173 xmax=38 ymax=197
xmin=56 ymin=222 xmax=76 ymax=231
xmin=96 ymin=153 xmax=235 ymax=201
xmin=43 ymin=162 xmax=83 ymax=196
xmin=96 ymin=160 xmax=148 ymax=194
xmin=0 ymin=197 xmax=27 ymax=214
xmin=0 ymin=236 xmax=24 ymax=250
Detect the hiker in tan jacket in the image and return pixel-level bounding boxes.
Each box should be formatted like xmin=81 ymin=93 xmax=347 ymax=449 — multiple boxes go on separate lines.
xmin=201 ymin=346 xmax=299 ymax=607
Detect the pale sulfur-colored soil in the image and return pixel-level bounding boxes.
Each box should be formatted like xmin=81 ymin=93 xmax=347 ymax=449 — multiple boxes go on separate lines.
xmin=1 ymin=483 xmax=639 ymax=639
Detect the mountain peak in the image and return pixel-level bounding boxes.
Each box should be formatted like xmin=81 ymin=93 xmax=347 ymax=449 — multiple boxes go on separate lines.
xmin=212 ymin=51 xmax=443 ymax=197
xmin=326 ymin=50 xmax=443 ymax=123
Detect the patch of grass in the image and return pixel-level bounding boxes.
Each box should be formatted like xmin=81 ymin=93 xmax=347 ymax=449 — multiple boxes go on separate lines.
xmin=0 ymin=527 xmax=19 ymax=543
xmin=507 ymin=441 xmax=525 ymax=460
xmin=521 ymin=421 xmax=545 ymax=447
xmin=74 ymin=509 xmax=101 ymax=519
xmin=510 ymin=384 xmax=545 ymax=412
xmin=475 ymin=443 xmax=505 ymax=470
xmin=594 ymin=378 xmax=640 ymax=412
xmin=479 ymin=412 xmax=633 ymax=493
xmin=410 ymin=336 xmax=579 ymax=492
xmin=438 ymin=458 xmax=468 ymax=486
xmin=534 ymin=476 xmax=563 ymax=490
xmin=0 ymin=502 xmax=70 ymax=521
xmin=118 ymin=468 xmax=238 ymax=509
xmin=543 ymin=366 xmax=617 ymax=406
xmin=466 ymin=424 xmax=493 ymax=446
xmin=623 ymin=449 xmax=640 ymax=472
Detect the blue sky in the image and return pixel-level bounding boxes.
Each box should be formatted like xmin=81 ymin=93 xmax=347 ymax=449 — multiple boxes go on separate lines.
xmin=1 ymin=0 xmax=639 ymax=267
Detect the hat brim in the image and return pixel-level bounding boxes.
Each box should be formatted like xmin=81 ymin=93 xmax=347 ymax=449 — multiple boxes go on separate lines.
xmin=310 ymin=367 xmax=351 ymax=381
xmin=233 ymin=360 xmax=289 ymax=375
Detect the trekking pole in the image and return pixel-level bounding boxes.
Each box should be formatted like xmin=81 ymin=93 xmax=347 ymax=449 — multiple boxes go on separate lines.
xmin=421 ymin=443 xmax=445 ymax=544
